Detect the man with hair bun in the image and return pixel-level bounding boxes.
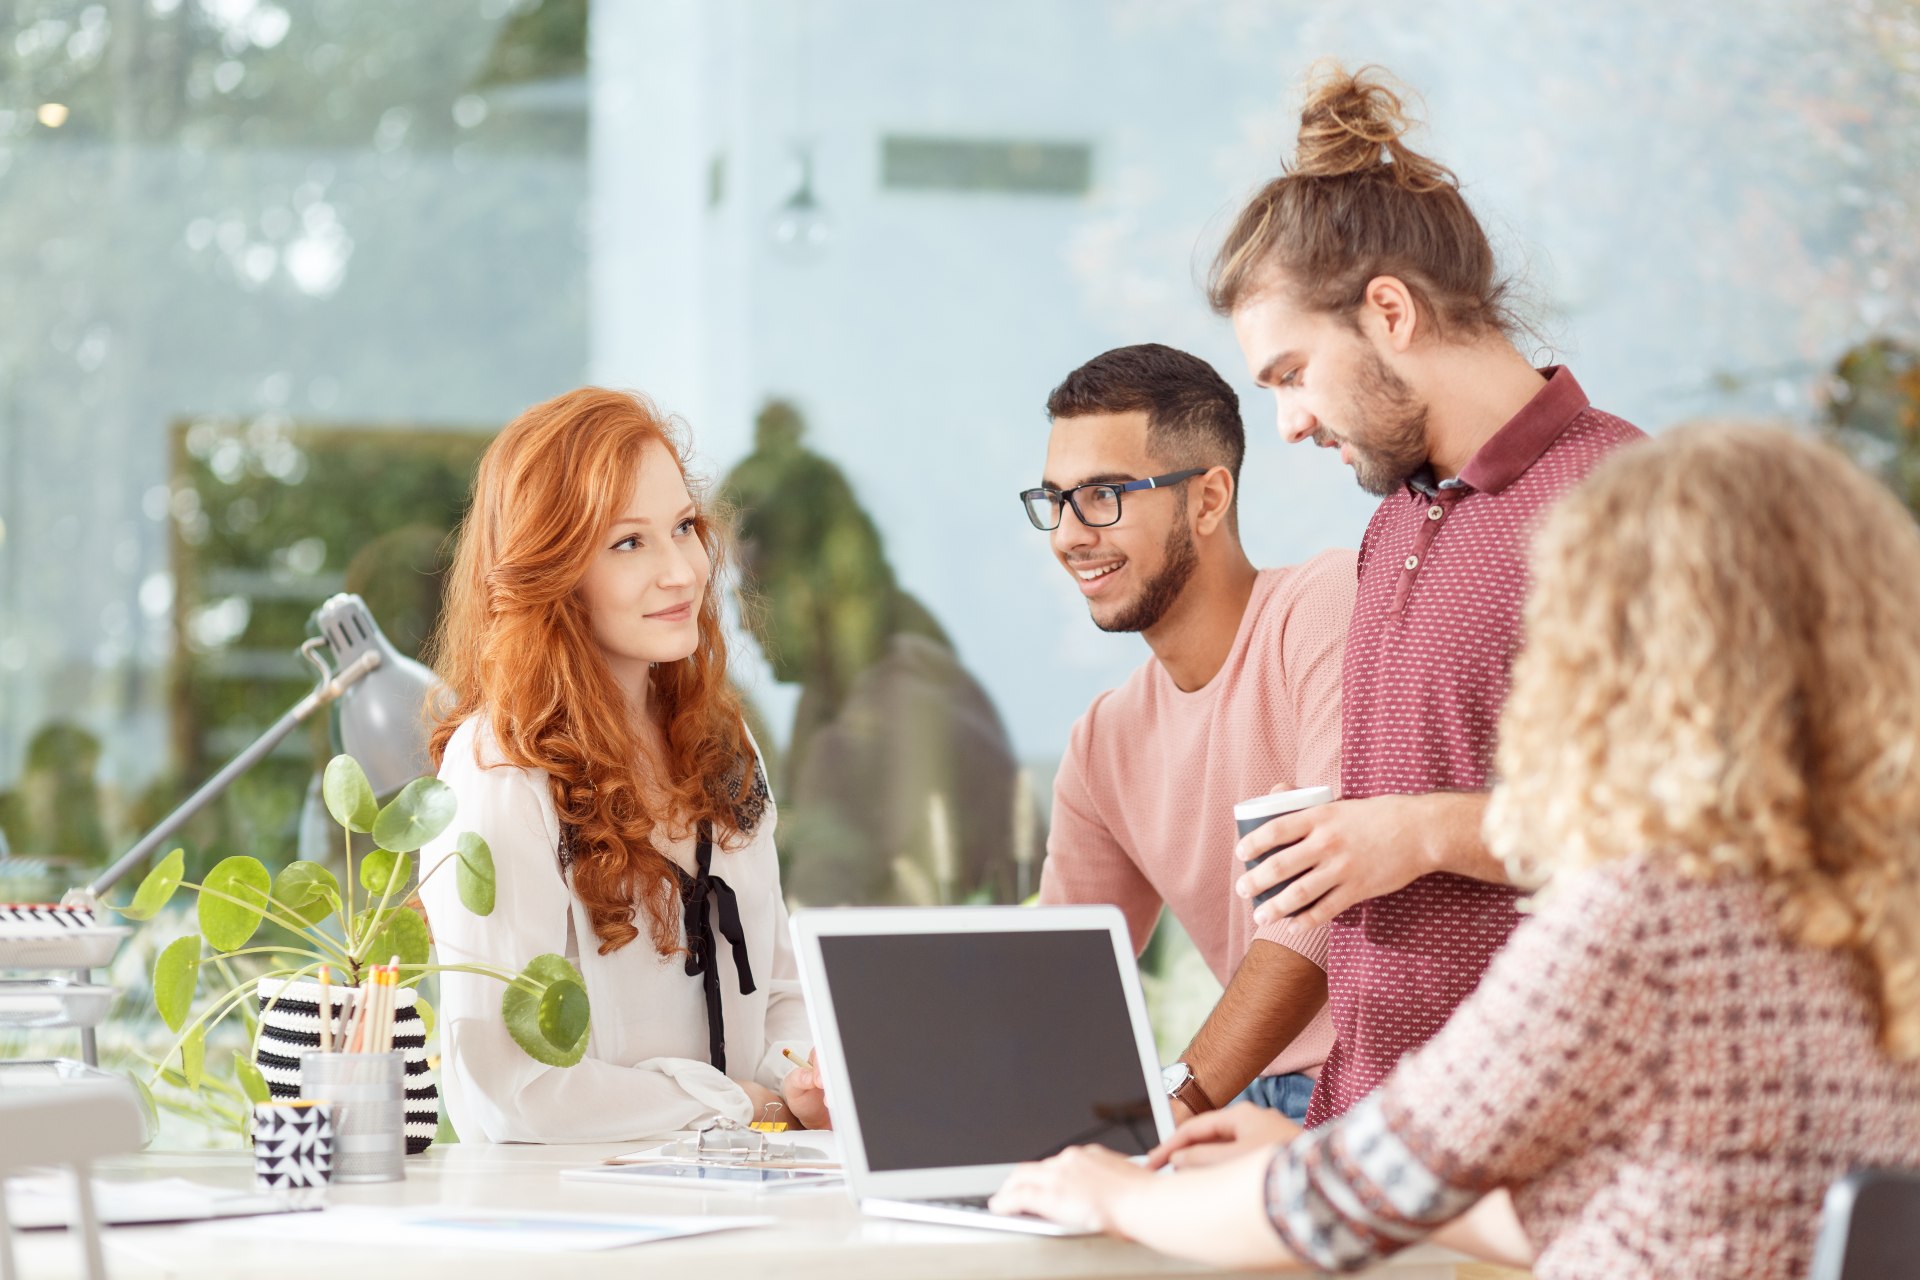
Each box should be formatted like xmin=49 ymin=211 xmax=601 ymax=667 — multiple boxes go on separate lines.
xmin=1208 ymin=64 xmax=1646 ymax=1125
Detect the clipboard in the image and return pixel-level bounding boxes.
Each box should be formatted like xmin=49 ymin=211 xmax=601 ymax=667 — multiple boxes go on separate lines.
xmin=607 ymin=1116 xmax=841 ymax=1171
xmin=566 ymin=1118 xmax=843 ymax=1189
xmin=563 ymin=1162 xmax=840 ymax=1189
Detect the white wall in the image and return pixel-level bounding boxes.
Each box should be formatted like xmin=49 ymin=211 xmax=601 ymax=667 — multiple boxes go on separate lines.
xmin=588 ymin=0 xmax=1917 ymax=763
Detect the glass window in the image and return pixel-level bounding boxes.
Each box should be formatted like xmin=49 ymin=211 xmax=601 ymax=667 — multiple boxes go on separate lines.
xmin=5 ymin=0 xmax=1915 ymax=1132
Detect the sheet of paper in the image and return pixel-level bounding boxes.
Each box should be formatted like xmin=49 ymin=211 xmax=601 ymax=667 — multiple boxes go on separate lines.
xmin=6 ymin=1174 xmax=319 ymax=1230
xmin=190 ymin=1206 xmax=774 ymax=1252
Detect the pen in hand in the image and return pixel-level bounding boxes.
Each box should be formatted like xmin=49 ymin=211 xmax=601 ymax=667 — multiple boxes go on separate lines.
xmin=783 ymin=1046 xmax=825 ymax=1090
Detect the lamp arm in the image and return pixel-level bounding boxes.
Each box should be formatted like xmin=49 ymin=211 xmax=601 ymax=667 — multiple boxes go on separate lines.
xmin=74 ymin=646 xmax=385 ymax=903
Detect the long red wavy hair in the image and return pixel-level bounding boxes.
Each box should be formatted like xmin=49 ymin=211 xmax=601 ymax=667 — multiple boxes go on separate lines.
xmin=426 ymin=387 xmax=757 ymax=955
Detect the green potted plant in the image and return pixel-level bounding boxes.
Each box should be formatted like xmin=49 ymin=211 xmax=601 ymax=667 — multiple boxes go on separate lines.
xmin=114 ymin=753 xmax=591 ymax=1147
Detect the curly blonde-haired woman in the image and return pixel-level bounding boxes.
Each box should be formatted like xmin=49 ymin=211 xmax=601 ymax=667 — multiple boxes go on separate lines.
xmin=992 ymin=423 xmax=1920 ymax=1279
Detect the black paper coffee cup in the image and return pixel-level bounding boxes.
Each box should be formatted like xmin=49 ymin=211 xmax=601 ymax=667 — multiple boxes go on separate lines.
xmin=1234 ymin=785 xmax=1334 ymax=913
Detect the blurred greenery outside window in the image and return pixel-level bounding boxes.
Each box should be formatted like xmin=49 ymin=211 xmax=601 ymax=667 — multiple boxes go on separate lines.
xmin=0 ymin=0 xmax=590 ymax=1144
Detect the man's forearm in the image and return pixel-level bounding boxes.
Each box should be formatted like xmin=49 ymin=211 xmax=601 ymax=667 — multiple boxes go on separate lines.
xmin=1422 ymin=792 xmax=1507 ymax=884
xmin=1179 ymin=940 xmax=1327 ymax=1108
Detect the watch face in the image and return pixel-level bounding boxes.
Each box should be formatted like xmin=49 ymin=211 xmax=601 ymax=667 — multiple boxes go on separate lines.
xmin=1161 ymin=1062 xmax=1189 ymax=1094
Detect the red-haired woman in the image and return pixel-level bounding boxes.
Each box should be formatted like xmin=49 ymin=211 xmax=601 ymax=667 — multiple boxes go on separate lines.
xmin=417 ymin=387 xmax=826 ymax=1143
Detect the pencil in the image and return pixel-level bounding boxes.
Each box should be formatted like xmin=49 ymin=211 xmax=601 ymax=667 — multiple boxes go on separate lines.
xmin=344 ymin=982 xmax=366 ymax=1054
xmin=369 ymin=968 xmax=388 ymax=1055
xmin=318 ymin=965 xmax=332 ymax=1053
xmin=383 ymin=955 xmax=400 ymax=1053
xmin=378 ymin=966 xmax=395 ymax=1053
xmin=783 ymin=1047 xmax=808 ymax=1070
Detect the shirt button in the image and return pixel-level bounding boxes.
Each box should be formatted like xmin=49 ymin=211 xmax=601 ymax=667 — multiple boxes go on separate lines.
xmin=1405 ymin=555 xmax=1420 ymax=570
xmin=1428 ymin=505 xmax=1444 ymax=520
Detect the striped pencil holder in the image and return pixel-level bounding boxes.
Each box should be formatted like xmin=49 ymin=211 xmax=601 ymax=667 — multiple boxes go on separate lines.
xmin=254 ymin=976 xmax=438 ymax=1155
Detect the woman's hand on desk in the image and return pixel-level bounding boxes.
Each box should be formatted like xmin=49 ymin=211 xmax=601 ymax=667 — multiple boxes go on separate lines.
xmin=780 ymin=1049 xmax=831 ymax=1130
xmin=1147 ymin=1102 xmax=1300 ymax=1170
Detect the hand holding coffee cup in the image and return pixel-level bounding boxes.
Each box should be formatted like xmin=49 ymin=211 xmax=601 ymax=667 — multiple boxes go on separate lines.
xmin=1233 ymin=786 xmax=1334 ymax=915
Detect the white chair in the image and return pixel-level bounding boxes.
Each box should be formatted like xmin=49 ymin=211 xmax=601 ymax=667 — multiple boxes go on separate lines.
xmin=0 ymin=1078 xmax=145 ymax=1280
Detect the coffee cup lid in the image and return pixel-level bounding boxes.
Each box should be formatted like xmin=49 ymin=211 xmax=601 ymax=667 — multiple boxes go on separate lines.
xmin=1233 ymin=785 xmax=1334 ymax=821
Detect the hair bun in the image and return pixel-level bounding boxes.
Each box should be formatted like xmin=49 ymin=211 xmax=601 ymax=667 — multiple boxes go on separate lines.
xmin=1293 ymin=63 xmax=1456 ymax=193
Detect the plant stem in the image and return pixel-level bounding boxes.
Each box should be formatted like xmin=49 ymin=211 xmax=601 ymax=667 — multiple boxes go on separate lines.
xmin=183 ymin=882 xmax=353 ymax=964
xmin=359 ymin=853 xmax=412 ymax=965
xmin=212 ymin=955 xmax=256 ymax=1040
xmin=343 ymin=821 xmax=356 ymax=951
xmin=152 ymin=958 xmax=321 ymax=1087
xmin=249 ymin=957 xmax=328 ymax=1060
xmin=394 ymin=961 xmax=541 ymax=996
xmin=212 ymin=946 xmax=336 ymax=965
xmin=413 ymin=848 xmax=459 ymax=897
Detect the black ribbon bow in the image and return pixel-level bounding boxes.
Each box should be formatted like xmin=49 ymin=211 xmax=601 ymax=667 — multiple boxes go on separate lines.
xmin=677 ymin=821 xmax=756 ymax=1074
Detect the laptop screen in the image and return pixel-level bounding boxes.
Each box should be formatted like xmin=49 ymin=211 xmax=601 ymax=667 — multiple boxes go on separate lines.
xmin=817 ymin=927 xmax=1159 ymax=1172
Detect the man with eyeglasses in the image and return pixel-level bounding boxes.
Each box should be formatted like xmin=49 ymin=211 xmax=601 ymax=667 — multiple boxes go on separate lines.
xmin=1028 ymin=343 xmax=1354 ymax=1123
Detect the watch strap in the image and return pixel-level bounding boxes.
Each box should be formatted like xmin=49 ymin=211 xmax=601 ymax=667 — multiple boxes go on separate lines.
xmin=1169 ymin=1063 xmax=1217 ymax=1113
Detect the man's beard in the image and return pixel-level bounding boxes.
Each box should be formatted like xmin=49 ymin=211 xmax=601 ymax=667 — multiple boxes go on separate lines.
xmin=1094 ymin=516 xmax=1199 ymax=634
xmin=1324 ymin=348 xmax=1430 ymax=497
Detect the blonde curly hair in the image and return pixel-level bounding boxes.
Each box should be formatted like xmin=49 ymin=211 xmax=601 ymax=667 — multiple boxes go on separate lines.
xmin=1487 ymin=422 xmax=1920 ymax=1061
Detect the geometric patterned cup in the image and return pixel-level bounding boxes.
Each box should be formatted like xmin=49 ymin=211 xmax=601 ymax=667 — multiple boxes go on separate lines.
xmin=252 ymin=1100 xmax=333 ymax=1191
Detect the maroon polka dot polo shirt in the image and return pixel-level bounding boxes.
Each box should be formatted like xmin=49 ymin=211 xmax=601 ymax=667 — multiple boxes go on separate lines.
xmin=1305 ymin=367 xmax=1647 ymax=1127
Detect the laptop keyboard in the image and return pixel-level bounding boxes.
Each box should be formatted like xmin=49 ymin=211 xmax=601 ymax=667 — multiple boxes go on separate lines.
xmin=922 ymin=1196 xmax=993 ymax=1211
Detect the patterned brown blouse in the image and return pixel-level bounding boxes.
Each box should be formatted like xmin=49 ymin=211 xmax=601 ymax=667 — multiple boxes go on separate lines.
xmin=1266 ymin=859 xmax=1920 ymax=1278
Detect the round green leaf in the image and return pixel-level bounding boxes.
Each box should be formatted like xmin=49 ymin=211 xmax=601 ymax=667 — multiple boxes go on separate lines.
xmin=413 ymin=992 xmax=435 ymax=1041
xmin=359 ymin=849 xmax=409 ymax=898
xmin=538 ymin=980 xmax=590 ymax=1054
xmin=353 ymin=905 xmax=430 ymax=970
xmin=198 ymin=856 xmax=271 ymax=952
xmin=273 ymin=861 xmax=341 ymax=927
xmin=233 ymin=1053 xmax=269 ymax=1105
xmin=372 ymin=776 xmax=457 ymax=853
xmin=152 ymin=935 xmax=200 ymax=1032
xmin=501 ymin=954 xmax=590 ymax=1067
xmin=181 ymin=1024 xmax=207 ymax=1091
xmin=323 ymin=755 xmax=378 ymax=833
xmin=127 ymin=1074 xmax=159 ymax=1145
xmin=455 ymin=832 xmax=495 ymax=916
xmin=121 ymin=847 xmax=185 ymax=921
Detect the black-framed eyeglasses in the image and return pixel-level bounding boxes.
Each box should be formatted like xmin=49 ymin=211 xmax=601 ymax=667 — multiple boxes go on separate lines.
xmin=1018 ymin=469 xmax=1207 ymax=531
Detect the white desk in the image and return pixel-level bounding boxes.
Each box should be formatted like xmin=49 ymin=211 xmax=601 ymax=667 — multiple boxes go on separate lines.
xmin=17 ymin=1144 xmax=1483 ymax=1280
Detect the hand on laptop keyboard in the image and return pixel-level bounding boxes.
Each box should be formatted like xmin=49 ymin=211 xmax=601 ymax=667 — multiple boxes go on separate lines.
xmin=989 ymin=1145 xmax=1149 ymax=1235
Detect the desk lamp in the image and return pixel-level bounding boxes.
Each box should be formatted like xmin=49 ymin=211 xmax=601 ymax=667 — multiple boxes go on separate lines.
xmin=59 ymin=594 xmax=440 ymax=1064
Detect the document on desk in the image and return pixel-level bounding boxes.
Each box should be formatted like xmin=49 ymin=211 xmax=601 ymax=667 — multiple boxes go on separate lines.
xmin=192 ymin=1206 xmax=774 ymax=1252
xmin=6 ymin=1174 xmax=321 ymax=1230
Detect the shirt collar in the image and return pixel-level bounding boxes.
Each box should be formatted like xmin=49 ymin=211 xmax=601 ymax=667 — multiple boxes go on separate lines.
xmin=1404 ymin=366 xmax=1591 ymax=500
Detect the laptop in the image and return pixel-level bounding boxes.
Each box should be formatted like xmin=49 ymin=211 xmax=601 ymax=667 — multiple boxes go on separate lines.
xmin=789 ymin=904 xmax=1172 ymax=1236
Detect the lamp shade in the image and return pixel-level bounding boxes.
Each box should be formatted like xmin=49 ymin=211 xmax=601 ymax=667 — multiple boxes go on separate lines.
xmin=311 ymin=593 xmax=441 ymax=796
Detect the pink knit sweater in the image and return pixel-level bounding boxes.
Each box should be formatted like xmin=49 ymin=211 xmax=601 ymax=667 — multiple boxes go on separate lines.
xmin=1041 ymin=555 xmax=1355 ymax=1079
xmin=1267 ymin=859 xmax=1920 ymax=1279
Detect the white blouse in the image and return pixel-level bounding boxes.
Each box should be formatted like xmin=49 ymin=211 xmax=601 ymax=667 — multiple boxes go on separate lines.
xmin=417 ymin=715 xmax=812 ymax=1143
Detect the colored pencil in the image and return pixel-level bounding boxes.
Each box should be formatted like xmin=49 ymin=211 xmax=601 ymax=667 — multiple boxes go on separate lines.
xmin=318 ymin=965 xmax=332 ymax=1053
